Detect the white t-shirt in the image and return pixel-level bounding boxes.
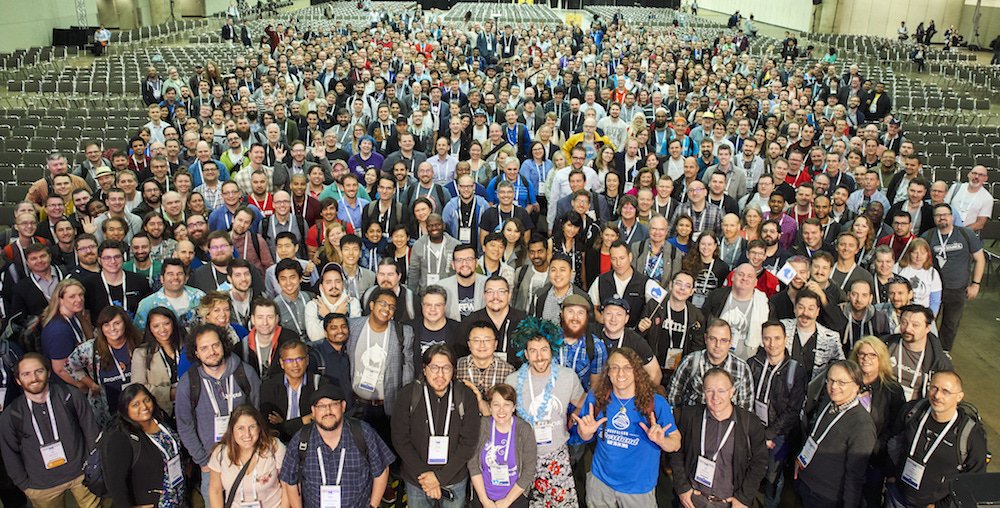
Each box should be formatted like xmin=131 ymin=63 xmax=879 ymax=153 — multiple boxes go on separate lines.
xmin=947 ymin=183 xmax=992 ymax=226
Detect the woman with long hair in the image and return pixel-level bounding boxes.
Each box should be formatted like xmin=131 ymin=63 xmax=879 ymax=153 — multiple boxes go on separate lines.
xmin=893 ymin=238 xmax=941 ymax=316
xmin=550 ymin=211 xmax=587 ymax=289
xmin=849 ymin=337 xmax=905 ymax=508
xmin=104 ymin=384 xmax=186 ymax=508
xmin=501 ymin=218 xmax=528 ymax=268
xmin=469 ymin=384 xmax=537 ymax=508
xmin=741 ymin=206 xmax=764 ymax=241
xmin=593 ymin=145 xmax=616 ymax=194
xmin=208 ymin=405 xmax=287 ymax=508
xmin=522 ymin=142 xmax=554 ymax=201
xmin=65 ymin=306 xmax=143 ymax=426
xmin=591 ymin=223 xmax=620 ymax=278
xmin=408 ymin=197 xmax=434 ymax=239
xmin=387 ymin=223 xmax=411 ymax=283
xmin=626 ymin=167 xmax=655 ymax=196
xmin=681 ymin=231 xmax=730 ymax=308
xmin=198 ymin=291 xmax=248 ymax=343
xmin=602 ymin=171 xmax=623 ymax=222
xmin=316 ymin=221 xmax=346 ymax=267
xmin=186 ymin=191 xmax=208 ymax=218
xmin=40 ymin=279 xmax=94 ymax=387
xmin=850 ymin=214 xmax=878 ymax=265
xmin=131 ymin=307 xmax=183 ymax=415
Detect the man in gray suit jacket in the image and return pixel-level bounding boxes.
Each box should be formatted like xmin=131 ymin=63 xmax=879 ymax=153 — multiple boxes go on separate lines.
xmin=407 ymin=214 xmax=459 ymax=296
xmin=273 ymin=140 xmax=333 ymax=192
xmin=346 ymin=288 xmax=415 ymax=428
xmin=436 ymin=244 xmax=488 ymax=322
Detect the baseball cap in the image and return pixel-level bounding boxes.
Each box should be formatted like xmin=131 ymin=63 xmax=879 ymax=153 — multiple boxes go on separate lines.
xmin=396 ymin=115 xmax=409 ymax=124
xmin=702 ymin=111 xmax=715 ymax=119
xmin=474 ymin=108 xmax=487 ymax=117
xmin=320 ymin=262 xmax=346 ymax=279
xmin=310 ymin=384 xmax=347 ymax=405
xmin=561 ymin=294 xmax=591 ymax=310
xmin=601 ymin=297 xmax=630 ymax=313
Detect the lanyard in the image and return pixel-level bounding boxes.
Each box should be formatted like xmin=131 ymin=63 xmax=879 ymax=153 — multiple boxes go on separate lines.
xmin=280 ymin=294 xmax=304 ymax=333
xmin=29 ymin=395 xmax=60 ymax=444
xmin=317 ymin=447 xmax=346 ymax=486
xmin=908 ymin=410 xmax=958 ymax=464
xmin=756 ymin=358 xmax=786 ymax=402
xmin=560 ymin=342 xmax=584 ymax=371
xmin=426 ymin=242 xmax=446 ymax=274
xmin=423 ymin=384 xmax=453 ymax=436
xmin=621 ymin=221 xmax=636 ymax=243
xmin=107 ymin=345 xmax=128 ymax=383
xmin=146 ymin=422 xmax=180 ymax=459
xmin=286 ymin=378 xmax=301 ymax=419
xmin=490 ymin=417 xmax=513 ymax=464
xmin=462 ymin=203 xmax=478 ymax=230
xmin=203 ymin=376 xmax=235 ymax=417
xmin=698 ymin=260 xmax=715 ymax=294
xmin=101 ymin=272 xmax=127 ymax=310
xmin=664 ymin=305 xmax=689 ymax=366
xmin=936 ymin=230 xmax=952 ymax=262
xmin=809 ymin=402 xmax=853 ymax=444
xmin=838 ymin=263 xmax=858 ymax=291
xmin=896 ymin=344 xmax=927 ymax=390
xmin=700 ymin=412 xmax=736 ymax=461
xmin=645 ymin=249 xmax=664 ymax=278
xmin=721 ymin=237 xmax=741 ymax=264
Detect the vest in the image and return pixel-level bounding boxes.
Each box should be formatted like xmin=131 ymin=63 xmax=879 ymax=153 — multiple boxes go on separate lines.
xmin=597 ymin=272 xmax=647 ymax=328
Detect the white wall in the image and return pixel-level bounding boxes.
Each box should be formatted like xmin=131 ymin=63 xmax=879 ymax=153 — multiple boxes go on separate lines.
xmin=829 ymin=0 xmax=964 ymax=38
xmin=698 ymin=0 xmax=815 ymax=32
xmin=0 ymin=0 xmax=99 ymax=52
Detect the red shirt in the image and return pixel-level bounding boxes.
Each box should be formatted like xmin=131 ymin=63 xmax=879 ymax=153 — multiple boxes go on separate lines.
xmin=247 ymin=193 xmax=274 ymax=217
xmin=785 ymin=170 xmax=812 ymax=188
xmin=876 ymin=233 xmax=915 ymax=261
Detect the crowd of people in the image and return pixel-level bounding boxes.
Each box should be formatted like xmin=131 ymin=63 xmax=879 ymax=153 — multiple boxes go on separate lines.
xmin=0 ymin=4 xmax=993 ymax=508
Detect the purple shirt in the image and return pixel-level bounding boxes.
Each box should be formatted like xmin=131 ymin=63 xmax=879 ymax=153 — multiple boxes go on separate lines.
xmin=763 ymin=211 xmax=798 ymax=250
xmin=480 ymin=418 xmax=519 ymax=501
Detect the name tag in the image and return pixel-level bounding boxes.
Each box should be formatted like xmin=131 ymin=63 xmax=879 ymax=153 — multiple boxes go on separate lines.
xmin=902 ymin=385 xmax=915 ymax=401
xmin=239 ymin=502 xmax=261 ymax=508
xmin=694 ymin=455 xmax=717 ymax=488
xmin=901 ymin=457 xmax=925 ymax=489
xmin=754 ymin=400 xmax=769 ymax=427
xmin=41 ymin=441 xmax=68 ymax=470
xmin=428 ymin=436 xmax=449 ymax=465
xmin=665 ymin=348 xmax=683 ymax=370
xmin=0 ymin=387 xmax=6 ymax=411
xmin=535 ymin=424 xmax=553 ymax=445
xmin=459 ymin=227 xmax=471 ymax=243
xmin=358 ymin=367 xmax=380 ymax=393
xmin=798 ymin=437 xmax=819 ymax=468
xmin=320 ymin=485 xmax=342 ymax=508
xmin=691 ymin=293 xmax=706 ymax=308
xmin=490 ymin=464 xmax=511 ymax=486
xmin=426 ymin=274 xmax=440 ymax=285
xmin=214 ymin=416 xmax=230 ymax=442
xmin=167 ymin=455 xmax=184 ymax=486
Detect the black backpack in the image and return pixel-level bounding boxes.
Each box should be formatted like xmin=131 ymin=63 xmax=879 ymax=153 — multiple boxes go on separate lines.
xmin=82 ymin=427 xmax=142 ymax=497
xmin=295 ymin=419 xmax=369 ymax=485
xmin=188 ymin=365 xmax=254 ymax=439
xmin=903 ymin=399 xmax=984 ymax=470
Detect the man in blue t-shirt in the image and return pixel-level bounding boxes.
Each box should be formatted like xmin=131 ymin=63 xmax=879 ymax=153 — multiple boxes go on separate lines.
xmin=575 ymin=348 xmax=681 ymax=505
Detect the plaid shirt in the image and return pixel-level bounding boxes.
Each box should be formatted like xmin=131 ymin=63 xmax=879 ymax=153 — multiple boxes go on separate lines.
xmin=456 ymin=355 xmax=514 ymax=395
xmin=554 ymin=334 xmax=608 ymax=392
xmin=279 ymin=419 xmax=395 ymax=508
xmin=666 ymin=350 xmax=756 ymax=412
xmin=671 ymin=202 xmax=723 ymax=239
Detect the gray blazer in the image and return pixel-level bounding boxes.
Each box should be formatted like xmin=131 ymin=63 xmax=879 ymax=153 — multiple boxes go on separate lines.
xmin=407 ymin=234 xmax=460 ymax=296
xmin=467 ymin=415 xmax=538 ymax=495
xmin=437 ymin=274 xmax=487 ymax=322
xmin=345 ymin=316 xmax=415 ymax=415
xmin=273 ymin=158 xmax=332 ymax=192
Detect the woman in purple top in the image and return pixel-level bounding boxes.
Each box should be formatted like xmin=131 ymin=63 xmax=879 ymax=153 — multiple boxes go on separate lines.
xmin=468 ymin=383 xmax=538 ymax=508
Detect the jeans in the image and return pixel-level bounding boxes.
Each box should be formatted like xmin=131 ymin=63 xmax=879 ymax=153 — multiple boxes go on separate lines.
xmin=200 ymin=469 xmax=211 ymax=505
xmin=405 ymin=477 xmax=468 ymax=508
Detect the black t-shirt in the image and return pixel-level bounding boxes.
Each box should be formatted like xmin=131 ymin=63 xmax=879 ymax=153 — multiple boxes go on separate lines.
xmin=412 ymin=319 xmax=462 ymax=358
xmin=479 ymin=205 xmax=534 ymax=234
xmin=600 ymin=328 xmax=655 ymax=365
xmin=82 ymin=271 xmax=153 ymax=319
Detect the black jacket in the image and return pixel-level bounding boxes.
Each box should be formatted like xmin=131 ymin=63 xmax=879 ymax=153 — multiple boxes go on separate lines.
xmin=747 ymin=352 xmax=807 ymax=440
xmin=885 ymin=200 xmax=934 ymax=236
xmin=259 ymin=373 xmax=330 ymax=442
xmin=668 ymin=404 xmax=769 ymax=507
xmin=798 ymin=400 xmax=877 ymax=506
xmin=641 ymin=299 xmax=706 ymax=369
xmin=104 ymin=425 xmax=177 ymax=507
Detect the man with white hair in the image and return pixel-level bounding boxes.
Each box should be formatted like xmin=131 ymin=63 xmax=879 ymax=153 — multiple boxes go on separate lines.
xmin=944 ymin=165 xmax=992 ymax=233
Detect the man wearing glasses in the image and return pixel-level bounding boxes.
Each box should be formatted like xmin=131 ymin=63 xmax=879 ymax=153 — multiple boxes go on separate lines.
xmin=437 ymin=244 xmax=487 ymax=322
xmin=193 ymin=160 xmax=225 ymax=212
xmin=671 ymin=180 xmax=723 ymax=242
xmin=259 ymin=340 xmax=331 ymax=443
xmin=81 ymin=240 xmax=152 ymax=318
xmin=667 ymin=318 xmax=756 ymax=411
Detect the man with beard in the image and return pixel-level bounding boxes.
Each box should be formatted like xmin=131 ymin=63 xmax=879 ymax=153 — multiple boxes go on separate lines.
xmin=0 ymin=354 xmax=101 ymax=508
xmin=259 ymin=340 xmax=331 ymax=442
xmin=275 ymin=141 xmax=332 ymax=192
xmin=279 ymin=383 xmax=395 ymax=508
xmin=209 ymin=181 xmax=260 ymax=232
xmin=437 ymin=244 xmax=487 ymax=322
xmin=176 ymin=323 xmax=261 ymax=502
xmin=346 ymin=288 xmax=415 ymax=452
xmin=240 ymin=298 xmax=300 ymax=382
xmin=441 ymin=174 xmax=490 ymax=253
xmin=131 ymin=179 xmax=163 ymax=218
xmin=123 ymin=233 xmax=161 ymax=289
xmin=185 ymin=213 xmax=211 ymax=266
xmin=8 ymin=244 xmax=66 ymax=321
xmin=69 ymin=234 xmax=100 ymax=279
xmin=588 ymin=241 xmax=658 ymax=327
xmin=261 ymin=191 xmax=306 ymax=259
xmin=667 ymin=318 xmax=756 ymax=411
xmin=400 ymin=162 xmax=451 ymax=213
xmin=407 ymin=214 xmax=458 ymax=296
xmin=813 ymin=195 xmax=843 ymax=245
xmin=839 ymin=279 xmax=891 ymax=354
xmin=512 ymin=234 xmax=549 ymax=311
xmin=81 ymin=240 xmax=152 ymax=318
xmin=190 ymin=231 xmax=264 ymax=295
xmin=884 ymin=305 xmax=953 ymax=402
xmin=758 ymin=220 xmax=791 ymax=274
xmin=133 ymin=258 xmax=205 ymax=330
xmin=556 ymin=294 xmax=608 ymax=395
xmin=230 ymin=206 xmax=273 ymax=273
xmin=779 ymin=290 xmax=845 ymax=381
xmin=461 ymin=276 xmax=527 ymax=367
xmin=886 ymin=179 xmax=934 ymax=237
xmin=361 ymin=258 xmax=417 ymax=324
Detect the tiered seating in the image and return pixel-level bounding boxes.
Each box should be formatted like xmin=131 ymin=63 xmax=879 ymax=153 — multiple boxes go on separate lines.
xmin=443 ymin=3 xmax=563 ymax=24
xmin=584 ymin=6 xmax=724 ymax=28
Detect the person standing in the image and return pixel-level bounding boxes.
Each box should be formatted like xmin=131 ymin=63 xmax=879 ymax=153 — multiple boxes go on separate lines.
xmin=505 ymin=318 xmax=585 ymax=507
xmin=794 ymin=360 xmax=877 ymax=507
xmin=208 ymin=405 xmax=286 ymax=508
xmin=456 ymin=321 xmax=515 ymax=415
xmin=260 ymin=340 xmax=330 ymax=443
xmin=921 ymin=203 xmax=985 ymax=352
xmin=668 ymin=368 xmax=769 ymax=508
xmin=667 ymin=318 xmax=756 ymax=411
xmin=468 ymin=383 xmax=537 ymax=508
xmin=575 ymin=348 xmax=681 ymax=506
xmin=392 ymin=345 xmax=480 ymax=508
xmin=280 ymin=384 xmax=395 ymax=508
xmin=0 ymin=353 xmax=101 ymax=508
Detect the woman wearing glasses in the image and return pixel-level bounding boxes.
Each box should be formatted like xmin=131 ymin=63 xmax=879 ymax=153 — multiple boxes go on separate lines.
xmin=795 ymin=359 xmax=877 ymax=507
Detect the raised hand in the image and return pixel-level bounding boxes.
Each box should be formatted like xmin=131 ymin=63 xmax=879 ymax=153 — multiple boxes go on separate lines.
xmin=274 ymin=145 xmax=287 ymax=162
xmin=571 ymin=403 xmax=607 ymax=440
xmin=638 ymin=412 xmax=674 ymax=448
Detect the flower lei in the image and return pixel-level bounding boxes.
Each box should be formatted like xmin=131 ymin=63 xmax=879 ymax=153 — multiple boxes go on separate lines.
xmin=516 ymin=363 xmax=560 ymax=426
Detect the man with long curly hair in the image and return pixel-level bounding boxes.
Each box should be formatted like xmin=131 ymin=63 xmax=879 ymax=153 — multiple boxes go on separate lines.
xmin=575 ymin=347 xmax=681 ymax=506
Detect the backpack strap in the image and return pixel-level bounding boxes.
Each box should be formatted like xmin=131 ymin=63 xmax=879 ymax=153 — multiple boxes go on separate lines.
xmin=408 ymin=379 xmax=423 ymax=416
xmin=233 ymin=366 xmax=253 ymax=401
xmin=957 ymin=417 xmax=975 ymax=469
xmin=295 ymin=423 xmax=313 ymax=486
xmin=786 ymin=359 xmax=798 ymax=391
xmin=585 ymin=333 xmax=595 ymax=365
xmin=346 ymin=417 xmax=370 ymax=469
